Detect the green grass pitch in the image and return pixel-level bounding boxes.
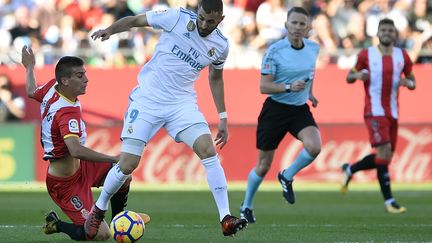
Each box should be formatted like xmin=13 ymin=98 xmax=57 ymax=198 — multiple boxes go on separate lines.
xmin=0 ymin=183 xmax=431 ymax=242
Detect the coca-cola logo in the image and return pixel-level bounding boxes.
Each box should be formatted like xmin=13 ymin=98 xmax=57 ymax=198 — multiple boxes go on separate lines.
xmin=85 ymin=128 xmax=122 ymax=156
xmin=140 ymin=135 xmax=205 ymax=183
xmin=393 ymin=128 xmax=432 ymax=182
xmin=83 ymin=126 xmax=432 ymax=183
xmin=279 ymin=128 xmax=432 ymax=182
xmin=84 ymin=127 xmax=206 ymax=183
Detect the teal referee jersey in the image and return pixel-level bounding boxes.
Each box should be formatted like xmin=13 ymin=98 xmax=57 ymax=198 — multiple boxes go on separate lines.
xmin=261 ymin=38 xmax=320 ymax=105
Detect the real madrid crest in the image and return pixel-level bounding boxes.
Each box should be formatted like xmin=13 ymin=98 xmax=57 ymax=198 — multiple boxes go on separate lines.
xmin=208 ymin=47 xmax=216 ymax=57
xmin=187 ymin=20 xmax=196 ymax=31
xmin=127 ymin=125 xmax=133 ymax=134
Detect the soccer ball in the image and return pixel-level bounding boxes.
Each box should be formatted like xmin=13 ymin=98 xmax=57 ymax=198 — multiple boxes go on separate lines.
xmin=110 ymin=210 xmax=145 ymax=243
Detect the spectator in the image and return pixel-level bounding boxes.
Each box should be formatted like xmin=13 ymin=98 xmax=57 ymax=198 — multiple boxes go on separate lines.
xmin=251 ymin=0 xmax=287 ymax=49
xmin=88 ymin=13 xmax=120 ymax=67
xmin=127 ymin=0 xmax=156 ymax=14
xmin=240 ymin=11 xmax=259 ymax=45
xmin=235 ymin=0 xmax=265 ymax=12
xmin=225 ymin=24 xmax=262 ymax=69
xmin=31 ymin=0 xmax=63 ymax=45
xmin=0 ymin=30 xmax=13 ymax=65
xmin=9 ymin=6 xmax=39 ymax=41
xmin=104 ymin=0 xmax=136 ymax=20
xmin=58 ymin=15 xmax=80 ymax=56
xmin=0 ymin=74 xmax=26 ymax=122
xmin=185 ymin=0 xmax=199 ymax=12
xmin=220 ymin=0 xmax=245 ymax=35
xmin=406 ymin=0 xmax=432 ymax=63
xmin=310 ymin=12 xmax=338 ymax=65
xmin=361 ymin=0 xmax=409 ymax=38
xmin=337 ymin=34 xmax=358 ymax=69
xmin=0 ymin=0 xmax=431 ymax=67
xmin=63 ymin=0 xmax=104 ymax=31
xmin=327 ymin=0 xmax=365 ymax=44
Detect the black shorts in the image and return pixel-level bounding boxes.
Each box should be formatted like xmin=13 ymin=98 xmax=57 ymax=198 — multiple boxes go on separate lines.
xmin=256 ymin=97 xmax=317 ymax=150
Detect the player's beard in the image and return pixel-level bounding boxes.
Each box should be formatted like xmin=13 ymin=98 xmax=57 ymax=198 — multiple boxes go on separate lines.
xmin=379 ymin=37 xmax=393 ymax=47
xmin=197 ymin=21 xmax=216 ymax=37
xmin=198 ymin=27 xmax=211 ymax=37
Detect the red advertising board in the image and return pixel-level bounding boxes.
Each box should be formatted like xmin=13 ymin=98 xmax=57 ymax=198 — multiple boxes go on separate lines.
xmin=1 ymin=65 xmax=432 ymax=125
xmin=35 ymin=124 xmax=432 ymax=183
xmin=3 ymin=65 xmax=430 ymax=183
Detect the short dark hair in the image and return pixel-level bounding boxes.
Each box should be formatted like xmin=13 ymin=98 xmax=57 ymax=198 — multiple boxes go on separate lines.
xmin=378 ymin=18 xmax=395 ymax=28
xmin=287 ymin=6 xmax=309 ymax=18
xmin=200 ymin=0 xmax=223 ymax=14
xmin=55 ymin=56 xmax=84 ymax=82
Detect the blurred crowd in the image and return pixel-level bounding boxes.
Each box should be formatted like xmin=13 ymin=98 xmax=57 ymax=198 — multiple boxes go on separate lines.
xmin=0 ymin=73 xmax=25 ymax=122
xmin=1 ymin=0 xmax=432 ymax=70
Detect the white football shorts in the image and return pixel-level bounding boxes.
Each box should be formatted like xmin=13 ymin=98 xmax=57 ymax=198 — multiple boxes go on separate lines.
xmin=120 ymin=86 xmax=210 ymax=145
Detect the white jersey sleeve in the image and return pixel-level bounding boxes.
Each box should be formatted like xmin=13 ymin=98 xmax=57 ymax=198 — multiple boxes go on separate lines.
xmin=146 ymin=8 xmax=180 ymax=32
xmin=212 ymin=43 xmax=229 ymax=70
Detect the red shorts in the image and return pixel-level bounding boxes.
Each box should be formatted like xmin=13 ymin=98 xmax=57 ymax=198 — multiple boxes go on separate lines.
xmin=46 ymin=160 xmax=112 ymax=225
xmin=364 ymin=116 xmax=398 ymax=150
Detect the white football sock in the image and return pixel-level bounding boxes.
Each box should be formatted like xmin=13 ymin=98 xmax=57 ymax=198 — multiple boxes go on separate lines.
xmin=385 ymin=198 xmax=395 ymax=206
xmin=202 ymin=155 xmax=230 ymax=221
xmin=346 ymin=165 xmax=352 ymax=176
xmin=96 ymin=164 xmax=130 ymax=211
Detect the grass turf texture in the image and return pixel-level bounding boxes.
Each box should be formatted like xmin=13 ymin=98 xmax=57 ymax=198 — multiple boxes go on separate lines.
xmin=0 ymin=184 xmax=431 ymax=242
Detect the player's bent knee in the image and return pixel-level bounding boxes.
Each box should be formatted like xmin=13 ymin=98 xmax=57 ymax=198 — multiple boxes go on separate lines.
xmin=376 ymin=144 xmax=392 ymax=159
xmin=304 ymin=143 xmax=321 ymax=157
xmin=177 ymin=123 xmax=213 ymax=158
xmin=118 ymin=161 xmax=138 ymax=175
xmin=257 ymin=150 xmax=275 ymax=175
xmin=119 ymin=152 xmax=142 ymax=174
xmin=256 ymin=162 xmax=271 ymax=176
xmin=196 ymin=145 xmax=216 ymax=159
xmin=192 ymin=135 xmax=216 ymax=159
xmin=308 ymin=146 xmax=321 ymax=157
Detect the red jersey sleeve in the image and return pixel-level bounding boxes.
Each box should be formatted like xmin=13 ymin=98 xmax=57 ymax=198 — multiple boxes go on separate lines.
xmin=353 ymin=49 xmax=368 ymax=72
xmin=33 ymin=79 xmax=57 ymax=102
xmin=55 ymin=107 xmax=83 ymax=139
xmin=402 ymin=49 xmax=413 ymax=76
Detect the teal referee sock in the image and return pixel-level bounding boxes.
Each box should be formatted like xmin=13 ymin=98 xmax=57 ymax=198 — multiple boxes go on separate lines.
xmin=242 ymin=169 xmax=263 ymax=209
xmin=283 ymin=148 xmax=315 ymax=180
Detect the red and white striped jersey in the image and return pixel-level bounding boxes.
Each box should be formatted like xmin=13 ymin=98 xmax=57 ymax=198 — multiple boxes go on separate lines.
xmin=32 ymin=79 xmax=86 ymax=160
xmin=354 ymin=46 xmax=413 ymax=119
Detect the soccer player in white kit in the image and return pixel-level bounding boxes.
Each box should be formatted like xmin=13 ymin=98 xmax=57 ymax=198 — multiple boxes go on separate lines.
xmin=85 ymin=0 xmax=247 ymax=237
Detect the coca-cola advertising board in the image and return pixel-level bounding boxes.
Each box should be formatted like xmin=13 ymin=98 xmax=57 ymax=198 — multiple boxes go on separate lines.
xmin=34 ymin=124 xmax=432 ymax=183
xmin=1 ymin=65 xmax=432 ymax=125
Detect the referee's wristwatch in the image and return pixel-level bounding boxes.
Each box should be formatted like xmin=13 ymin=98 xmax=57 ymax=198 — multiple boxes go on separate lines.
xmin=285 ymin=84 xmax=291 ymax=93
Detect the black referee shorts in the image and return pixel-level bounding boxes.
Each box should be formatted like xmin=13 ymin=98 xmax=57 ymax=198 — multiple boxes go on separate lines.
xmin=256 ymin=97 xmax=317 ymax=151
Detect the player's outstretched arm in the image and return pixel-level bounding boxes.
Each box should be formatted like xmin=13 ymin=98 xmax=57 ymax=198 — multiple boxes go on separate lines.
xmin=64 ymin=136 xmax=119 ymax=163
xmin=91 ymin=14 xmax=149 ymax=41
xmin=209 ymin=66 xmax=228 ymax=149
xmin=21 ymin=45 xmax=37 ymax=98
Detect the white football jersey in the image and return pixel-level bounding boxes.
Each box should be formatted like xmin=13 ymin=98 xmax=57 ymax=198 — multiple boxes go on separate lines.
xmin=137 ymin=8 xmax=229 ymax=104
